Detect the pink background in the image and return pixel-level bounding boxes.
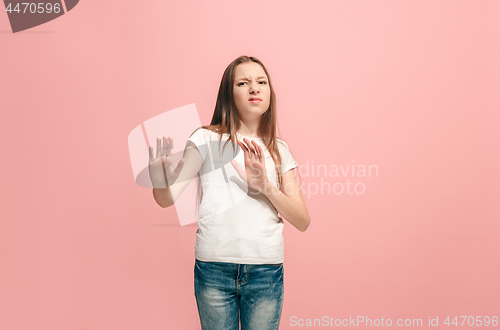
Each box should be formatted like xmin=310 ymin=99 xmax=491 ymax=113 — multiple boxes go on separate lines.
xmin=1 ymin=0 xmax=499 ymax=329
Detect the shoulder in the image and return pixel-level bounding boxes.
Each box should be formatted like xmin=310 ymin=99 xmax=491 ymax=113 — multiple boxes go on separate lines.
xmin=276 ymin=137 xmax=291 ymax=150
xmin=188 ymin=126 xmax=218 ymax=139
xmin=188 ymin=126 xmax=203 ymax=135
xmin=276 ymin=137 xmax=295 ymax=159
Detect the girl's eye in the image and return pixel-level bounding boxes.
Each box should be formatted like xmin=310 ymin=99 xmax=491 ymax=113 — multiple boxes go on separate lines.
xmin=237 ymin=81 xmax=267 ymax=86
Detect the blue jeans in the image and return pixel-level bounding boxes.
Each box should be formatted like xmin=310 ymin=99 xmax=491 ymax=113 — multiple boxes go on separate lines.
xmin=194 ymin=259 xmax=284 ymax=330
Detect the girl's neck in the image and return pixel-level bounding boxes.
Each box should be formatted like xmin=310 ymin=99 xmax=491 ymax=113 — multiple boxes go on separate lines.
xmin=236 ymin=132 xmax=263 ymax=139
xmin=237 ymin=122 xmax=261 ymax=138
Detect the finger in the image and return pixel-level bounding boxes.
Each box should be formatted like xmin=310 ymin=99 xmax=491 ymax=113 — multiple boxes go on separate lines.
xmin=172 ymin=158 xmax=185 ymax=178
xmin=231 ymin=160 xmax=247 ymax=182
xmin=166 ymin=136 xmax=174 ymax=157
xmin=244 ymin=138 xmax=256 ymax=158
xmin=258 ymin=145 xmax=264 ymax=163
xmin=162 ymin=136 xmax=168 ymax=157
xmin=156 ymin=137 xmax=162 ymax=159
xmin=148 ymin=146 xmax=154 ymax=163
xmin=237 ymin=140 xmax=250 ymax=159
xmin=252 ymin=141 xmax=263 ymax=163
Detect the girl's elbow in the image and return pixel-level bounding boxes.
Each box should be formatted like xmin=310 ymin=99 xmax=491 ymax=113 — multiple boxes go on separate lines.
xmin=300 ymin=217 xmax=311 ymax=232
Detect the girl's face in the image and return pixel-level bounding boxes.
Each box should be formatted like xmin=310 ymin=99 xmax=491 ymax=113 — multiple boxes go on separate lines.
xmin=233 ymin=62 xmax=271 ymax=118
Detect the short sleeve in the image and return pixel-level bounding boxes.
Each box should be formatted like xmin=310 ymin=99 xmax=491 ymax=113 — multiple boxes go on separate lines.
xmin=186 ymin=128 xmax=209 ymax=163
xmin=278 ymin=139 xmax=299 ymax=174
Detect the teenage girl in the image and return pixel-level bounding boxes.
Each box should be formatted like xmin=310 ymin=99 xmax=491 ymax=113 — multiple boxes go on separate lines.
xmin=148 ymin=55 xmax=311 ymax=330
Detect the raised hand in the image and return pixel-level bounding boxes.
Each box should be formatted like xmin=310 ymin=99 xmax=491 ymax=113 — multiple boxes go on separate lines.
xmin=230 ymin=138 xmax=271 ymax=194
xmin=148 ymin=136 xmax=185 ymax=188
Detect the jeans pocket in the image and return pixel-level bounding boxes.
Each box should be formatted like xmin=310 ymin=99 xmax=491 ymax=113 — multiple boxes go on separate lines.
xmin=266 ymin=263 xmax=283 ymax=268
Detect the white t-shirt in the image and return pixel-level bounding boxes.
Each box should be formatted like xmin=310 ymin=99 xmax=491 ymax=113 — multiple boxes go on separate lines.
xmin=186 ymin=128 xmax=299 ymax=264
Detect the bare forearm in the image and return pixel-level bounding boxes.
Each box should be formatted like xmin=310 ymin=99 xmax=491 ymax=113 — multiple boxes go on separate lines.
xmin=153 ymin=187 xmax=174 ymax=208
xmin=261 ymin=183 xmax=310 ymax=232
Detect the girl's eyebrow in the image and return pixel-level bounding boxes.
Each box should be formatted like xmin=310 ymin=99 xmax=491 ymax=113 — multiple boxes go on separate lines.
xmin=237 ymin=76 xmax=267 ymax=81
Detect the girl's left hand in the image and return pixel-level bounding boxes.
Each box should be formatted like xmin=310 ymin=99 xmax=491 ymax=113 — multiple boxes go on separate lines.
xmin=231 ymin=138 xmax=271 ymax=194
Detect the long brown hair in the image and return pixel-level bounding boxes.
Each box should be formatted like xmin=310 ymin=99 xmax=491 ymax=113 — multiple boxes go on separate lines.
xmin=192 ymin=55 xmax=300 ymax=223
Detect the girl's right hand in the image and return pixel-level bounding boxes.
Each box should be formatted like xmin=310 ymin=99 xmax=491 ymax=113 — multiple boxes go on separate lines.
xmin=148 ymin=136 xmax=185 ymax=188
